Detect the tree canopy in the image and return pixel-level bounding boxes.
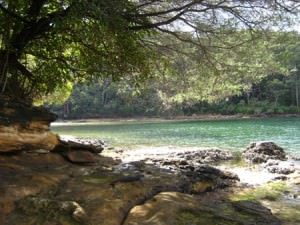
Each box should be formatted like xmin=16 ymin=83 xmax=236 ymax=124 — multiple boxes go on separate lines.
xmin=0 ymin=0 xmax=299 ymax=103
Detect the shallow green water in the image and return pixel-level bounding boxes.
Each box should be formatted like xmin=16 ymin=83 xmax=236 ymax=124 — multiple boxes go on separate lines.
xmin=51 ymin=117 xmax=300 ymax=155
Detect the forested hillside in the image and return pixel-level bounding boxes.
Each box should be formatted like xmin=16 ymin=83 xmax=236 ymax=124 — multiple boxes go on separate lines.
xmin=47 ymin=32 xmax=300 ymax=118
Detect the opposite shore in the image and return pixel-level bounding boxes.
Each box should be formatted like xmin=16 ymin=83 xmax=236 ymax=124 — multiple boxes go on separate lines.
xmin=52 ymin=113 xmax=300 ymax=125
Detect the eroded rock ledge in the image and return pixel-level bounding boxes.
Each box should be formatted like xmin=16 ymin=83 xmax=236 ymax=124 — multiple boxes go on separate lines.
xmin=0 ymin=97 xmax=58 ymax=152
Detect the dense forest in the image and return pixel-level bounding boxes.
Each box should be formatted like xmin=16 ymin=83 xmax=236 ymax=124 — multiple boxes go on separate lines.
xmin=47 ymin=32 xmax=300 ymax=118
xmin=47 ymin=72 xmax=300 ymax=118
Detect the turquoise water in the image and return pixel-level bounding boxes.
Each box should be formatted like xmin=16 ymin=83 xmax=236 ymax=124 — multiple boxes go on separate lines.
xmin=51 ymin=117 xmax=300 ymax=155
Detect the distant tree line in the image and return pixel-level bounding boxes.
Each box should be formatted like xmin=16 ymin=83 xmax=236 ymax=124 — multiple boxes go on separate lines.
xmin=183 ymin=73 xmax=300 ymax=116
xmin=48 ymin=70 xmax=300 ymax=119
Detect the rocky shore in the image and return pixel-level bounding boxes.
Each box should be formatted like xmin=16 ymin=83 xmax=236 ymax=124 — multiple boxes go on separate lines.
xmin=0 ymin=137 xmax=300 ymax=225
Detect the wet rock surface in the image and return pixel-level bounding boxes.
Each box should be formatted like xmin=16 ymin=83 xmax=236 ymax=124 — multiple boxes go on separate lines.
xmin=242 ymin=142 xmax=287 ymax=163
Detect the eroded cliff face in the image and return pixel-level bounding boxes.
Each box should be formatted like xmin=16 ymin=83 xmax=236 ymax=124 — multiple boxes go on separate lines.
xmin=0 ymin=97 xmax=59 ymax=152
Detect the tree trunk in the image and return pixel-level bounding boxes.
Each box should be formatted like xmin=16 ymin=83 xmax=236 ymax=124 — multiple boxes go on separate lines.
xmin=296 ymin=74 xmax=299 ymax=108
xmin=0 ymin=50 xmax=33 ymax=103
xmin=246 ymin=92 xmax=250 ymax=105
xmin=63 ymin=101 xmax=70 ymax=119
xmin=0 ymin=51 xmax=10 ymax=95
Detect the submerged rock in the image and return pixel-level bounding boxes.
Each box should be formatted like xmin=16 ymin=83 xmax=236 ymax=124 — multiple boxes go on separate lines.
xmin=242 ymin=142 xmax=287 ymax=163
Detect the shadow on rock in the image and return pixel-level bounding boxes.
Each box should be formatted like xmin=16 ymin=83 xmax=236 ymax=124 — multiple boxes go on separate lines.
xmin=0 ymin=142 xmax=283 ymax=225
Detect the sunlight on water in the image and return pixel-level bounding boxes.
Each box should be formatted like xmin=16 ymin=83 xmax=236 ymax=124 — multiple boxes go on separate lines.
xmin=51 ymin=117 xmax=300 ymax=156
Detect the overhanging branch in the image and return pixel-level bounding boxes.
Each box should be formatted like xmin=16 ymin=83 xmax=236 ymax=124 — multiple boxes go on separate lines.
xmin=11 ymin=6 xmax=72 ymax=52
xmin=0 ymin=2 xmax=28 ymax=23
xmin=27 ymin=0 xmax=47 ymax=20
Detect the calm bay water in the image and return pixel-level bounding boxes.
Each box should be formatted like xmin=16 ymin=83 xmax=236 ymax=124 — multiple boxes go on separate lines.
xmin=51 ymin=117 xmax=300 ymax=156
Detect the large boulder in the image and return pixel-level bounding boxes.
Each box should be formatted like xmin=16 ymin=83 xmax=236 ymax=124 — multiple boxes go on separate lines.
xmin=0 ymin=97 xmax=59 ymax=152
xmin=242 ymin=142 xmax=287 ymax=163
xmin=124 ymin=192 xmax=281 ymax=225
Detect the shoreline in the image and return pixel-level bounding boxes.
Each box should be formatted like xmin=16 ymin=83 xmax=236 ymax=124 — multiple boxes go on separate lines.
xmin=52 ymin=113 xmax=300 ymax=125
xmin=101 ymin=143 xmax=300 ymax=184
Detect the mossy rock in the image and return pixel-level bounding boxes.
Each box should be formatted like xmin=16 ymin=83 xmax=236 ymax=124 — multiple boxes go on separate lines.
xmin=7 ymin=214 xmax=82 ymax=225
xmin=124 ymin=192 xmax=281 ymax=225
xmin=260 ymin=198 xmax=300 ymax=224
xmin=191 ymin=180 xmax=214 ymax=193
xmin=230 ymin=181 xmax=289 ymax=202
xmin=274 ymin=204 xmax=300 ymax=224
xmin=176 ymin=201 xmax=281 ymax=225
xmin=5 ymin=197 xmax=88 ymax=225
xmin=176 ymin=209 xmax=242 ymax=225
